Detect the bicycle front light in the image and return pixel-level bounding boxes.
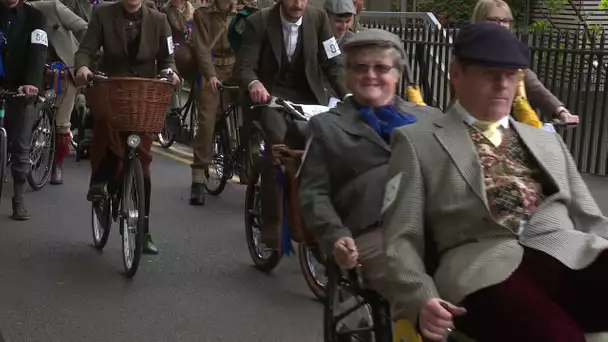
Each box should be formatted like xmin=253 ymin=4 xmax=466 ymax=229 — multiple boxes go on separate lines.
xmin=127 ymin=135 xmax=141 ymax=148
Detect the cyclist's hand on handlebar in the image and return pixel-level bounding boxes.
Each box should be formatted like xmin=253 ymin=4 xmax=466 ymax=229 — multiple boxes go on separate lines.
xmin=556 ymin=106 xmax=579 ymax=124
xmin=76 ymin=66 xmax=93 ymax=85
xmin=249 ymin=81 xmax=270 ymax=104
xmin=333 ymin=237 xmax=359 ymax=270
xmin=170 ymin=72 xmax=180 ymax=87
xmin=209 ymin=76 xmax=221 ymax=93
xmin=419 ymin=298 xmax=467 ymax=341
xmin=18 ymin=85 xmax=38 ymax=96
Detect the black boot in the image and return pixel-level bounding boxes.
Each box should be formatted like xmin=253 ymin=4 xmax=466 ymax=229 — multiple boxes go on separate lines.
xmin=11 ymin=197 xmax=30 ymax=221
xmin=189 ymin=183 xmax=205 ymax=206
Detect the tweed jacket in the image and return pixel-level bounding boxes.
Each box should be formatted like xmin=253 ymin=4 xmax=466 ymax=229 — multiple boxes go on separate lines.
xmin=299 ymin=96 xmax=442 ymax=254
xmin=30 ymin=0 xmax=87 ymax=67
xmin=234 ymin=3 xmax=348 ymax=106
xmin=382 ymin=105 xmax=608 ymax=325
xmin=74 ymin=2 xmax=176 ymax=77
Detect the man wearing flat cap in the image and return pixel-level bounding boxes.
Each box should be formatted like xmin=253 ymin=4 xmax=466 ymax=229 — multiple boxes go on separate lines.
xmin=323 ymin=0 xmax=355 ymax=48
xmin=382 ymin=22 xmax=608 ymax=341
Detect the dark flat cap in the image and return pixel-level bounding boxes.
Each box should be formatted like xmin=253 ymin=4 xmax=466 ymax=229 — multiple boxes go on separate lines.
xmin=324 ymin=0 xmax=356 ymax=15
xmin=454 ymin=22 xmax=529 ymax=68
xmin=341 ymin=29 xmax=405 ymax=60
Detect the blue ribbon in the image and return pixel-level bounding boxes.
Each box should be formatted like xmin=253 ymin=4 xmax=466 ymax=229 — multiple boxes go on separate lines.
xmin=275 ymin=164 xmax=294 ymax=256
xmin=50 ymin=61 xmax=70 ymax=95
xmin=91 ymin=0 xmax=101 ymax=8
xmin=0 ymin=30 xmax=6 ymax=77
xmin=196 ymin=74 xmax=202 ymax=89
xmin=185 ymin=21 xmax=193 ymax=41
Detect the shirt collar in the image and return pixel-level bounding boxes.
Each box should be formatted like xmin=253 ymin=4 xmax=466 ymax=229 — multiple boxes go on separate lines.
xmin=280 ymin=7 xmax=302 ymax=28
xmin=453 ymin=100 xmax=510 ymax=129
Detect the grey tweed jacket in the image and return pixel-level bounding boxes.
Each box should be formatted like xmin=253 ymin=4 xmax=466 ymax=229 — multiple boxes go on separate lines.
xmin=381 ymin=105 xmax=608 ymax=324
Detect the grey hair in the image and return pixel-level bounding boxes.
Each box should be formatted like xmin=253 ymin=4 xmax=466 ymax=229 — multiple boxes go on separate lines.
xmin=344 ymin=45 xmax=404 ymax=78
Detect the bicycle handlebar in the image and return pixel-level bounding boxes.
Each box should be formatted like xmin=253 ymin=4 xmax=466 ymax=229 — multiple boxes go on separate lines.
xmin=251 ymin=96 xmax=330 ymax=121
xmin=217 ymin=84 xmax=240 ymax=92
xmin=0 ymin=90 xmax=26 ymax=98
xmin=86 ymin=68 xmax=175 ymax=85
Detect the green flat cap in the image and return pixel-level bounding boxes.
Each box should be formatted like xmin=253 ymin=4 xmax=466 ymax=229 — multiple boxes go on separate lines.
xmin=341 ymin=28 xmax=405 ymax=60
xmin=324 ymin=0 xmax=356 ymax=15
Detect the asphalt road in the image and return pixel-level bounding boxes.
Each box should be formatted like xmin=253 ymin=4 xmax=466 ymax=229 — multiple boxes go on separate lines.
xmin=3 ymin=143 xmax=608 ymax=342
xmin=0 ymin=143 xmax=323 ymax=342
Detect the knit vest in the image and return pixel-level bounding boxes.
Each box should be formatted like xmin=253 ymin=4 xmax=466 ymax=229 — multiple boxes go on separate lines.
xmin=467 ymin=124 xmax=546 ymax=232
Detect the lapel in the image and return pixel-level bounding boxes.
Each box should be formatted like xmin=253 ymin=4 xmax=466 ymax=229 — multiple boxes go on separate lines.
xmin=301 ymin=9 xmax=314 ymax=66
xmin=509 ymin=118 xmax=560 ymax=190
xmin=433 ymin=108 xmax=489 ymax=207
xmin=7 ymin=5 xmax=25 ymax=50
xmin=112 ymin=3 xmax=127 ymax=55
xmin=266 ymin=5 xmax=282 ymax=67
xmin=332 ymin=98 xmax=391 ymax=152
xmin=136 ymin=5 xmax=151 ymax=60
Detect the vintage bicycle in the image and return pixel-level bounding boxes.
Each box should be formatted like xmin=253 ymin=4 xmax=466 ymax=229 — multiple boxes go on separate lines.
xmin=87 ymin=71 xmax=174 ymax=278
xmin=245 ymin=96 xmax=332 ymax=300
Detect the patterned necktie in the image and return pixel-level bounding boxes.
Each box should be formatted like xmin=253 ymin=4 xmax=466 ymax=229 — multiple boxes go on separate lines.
xmin=474 ymin=120 xmax=503 ymax=147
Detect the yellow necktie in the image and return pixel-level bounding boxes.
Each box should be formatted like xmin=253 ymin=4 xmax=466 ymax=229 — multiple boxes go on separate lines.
xmin=474 ymin=120 xmax=502 ymax=147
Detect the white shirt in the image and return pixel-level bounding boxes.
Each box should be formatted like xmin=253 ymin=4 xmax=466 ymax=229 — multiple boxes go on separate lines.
xmin=279 ymin=9 xmax=302 ymax=62
xmin=453 ymin=100 xmax=510 ymax=129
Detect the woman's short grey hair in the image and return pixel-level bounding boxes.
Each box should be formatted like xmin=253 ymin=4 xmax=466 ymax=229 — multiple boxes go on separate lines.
xmin=344 ymin=44 xmax=405 ymax=77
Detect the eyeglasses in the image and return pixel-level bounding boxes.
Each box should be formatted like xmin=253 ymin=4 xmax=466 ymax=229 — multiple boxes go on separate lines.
xmin=348 ymin=63 xmax=394 ymax=75
xmin=486 ymin=17 xmax=512 ymax=25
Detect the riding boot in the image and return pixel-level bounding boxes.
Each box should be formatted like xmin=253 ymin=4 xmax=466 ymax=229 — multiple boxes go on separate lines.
xmin=51 ymin=133 xmax=71 ymax=185
xmin=190 ymin=169 xmax=206 ymax=206
xmin=11 ymin=182 xmax=29 ymax=221
xmin=142 ymin=177 xmax=158 ymax=255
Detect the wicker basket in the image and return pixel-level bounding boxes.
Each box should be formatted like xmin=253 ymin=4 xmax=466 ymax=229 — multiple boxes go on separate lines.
xmin=272 ymin=144 xmax=317 ymax=245
xmin=86 ymin=77 xmax=173 ymax=133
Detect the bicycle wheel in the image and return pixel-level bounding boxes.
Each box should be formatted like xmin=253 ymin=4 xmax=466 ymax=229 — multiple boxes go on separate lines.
xmin=157 ymin=109 xmax=179 ymax=149
xmin=0 ymin=128 xmax=6 ymax=205
xmin=245 ymin=164 xmax=281 ymax=272
xmin=298 ymin=243 xmax=328 ymax=300
xmin=91 ymin=186 xmax=112 ymax=249
xmin=120 ymin=157 xmax=145 ymax=278
xmin=204 ymin=122 xmax=231 ymax=196
xmin=27 ymin=105 xmax=55 ymax=190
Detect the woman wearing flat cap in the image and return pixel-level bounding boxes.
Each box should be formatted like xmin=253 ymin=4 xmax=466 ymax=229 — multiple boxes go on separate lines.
xmin=299 ymin=29 xmax=442 ymax=300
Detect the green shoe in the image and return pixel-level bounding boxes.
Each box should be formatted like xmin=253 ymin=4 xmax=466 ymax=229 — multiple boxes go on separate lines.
xmin=87 ymin=182 xmax=107 ymax=202
xmin=142 ymin=233 xmax=159 ymax=255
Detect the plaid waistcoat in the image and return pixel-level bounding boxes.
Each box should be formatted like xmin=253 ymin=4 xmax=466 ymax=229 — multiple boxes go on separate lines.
xmin=467 ymin=125 xmax=547 ymax=232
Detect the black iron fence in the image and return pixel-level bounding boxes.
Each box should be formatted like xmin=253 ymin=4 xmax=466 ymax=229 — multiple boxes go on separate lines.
xmin=361 ymin=20 xmax=608 ymax=175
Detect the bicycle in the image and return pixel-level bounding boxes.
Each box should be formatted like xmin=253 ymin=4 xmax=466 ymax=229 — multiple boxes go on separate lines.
xmin=157 ymin=78 xmax=198 ymax=148
xmin=27 ymin=63 xmax=67 ymax=191
xmin=204 ymin=83 xmax=255 ymax=195
xmin=88 ymin=70 xmax=174 ymax=278
xmin=245 ymin=96 xmax=331 ymax=300
xmin=0 ymin=90 xmax=26 ymax=204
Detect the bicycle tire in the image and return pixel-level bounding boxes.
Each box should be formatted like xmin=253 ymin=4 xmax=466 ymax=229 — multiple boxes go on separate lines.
xmin=0 ymin=129 xmax=6 ymax=205
xmin=204 ymin=122 xmax=231 ymax=196
xmin=157 ymin=109 xmax=178 ymax=148
xmin=27 ymin=105 xmax=55 ymax=191
xmin=121 ymin=157 xmax=145 ymax=278
xmin=91 ymin=189 xmax=112 ymax=249
xmin=245 ymin=164 xmax=281 ymax=272
xmin=298 ymin=243 xmax=328 ymax=300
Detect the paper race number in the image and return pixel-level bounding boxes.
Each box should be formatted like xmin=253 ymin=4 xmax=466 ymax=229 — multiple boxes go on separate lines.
xmin=322 ymin=37 xmax=341 ymax=60
xmin=31 ymin=29 xmax=48 ymax=47
xmin=381 ymin=173 xmax=402 ymax=214
xmin=167 ymin=36 xmax=174 ymax=55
